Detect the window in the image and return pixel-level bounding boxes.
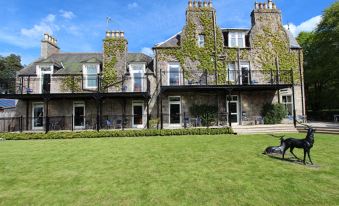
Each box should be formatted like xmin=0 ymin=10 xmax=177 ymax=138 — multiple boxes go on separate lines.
xmin=168 ymin=63 xmax=180 ymax=86
xmin=282 ymin=95 xmax=293 ymax=116
xmin=228 ymin=63 xmax=236 ymax=82
xmin=83 ymin=64 xmax=99 ymax=89
xmin=198 ymin=34 xmax=205 ymax=47
xmin=130 ymin=63 xmax=145 ymax=92
xmin=229 ymin=32 xmax=245 ymax=48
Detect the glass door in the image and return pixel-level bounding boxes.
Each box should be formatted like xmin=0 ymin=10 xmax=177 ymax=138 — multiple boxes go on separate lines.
xmin=241 ymin=63 xmax=250 ymax=85
xmin=227 ymin=96 xmax=239 ymax=125
xmin=73 ymin=102 xmax=85 ymax=129
xmin=169 ymin=65 xmax=180 ymax=86
xmin=132 ymin=103 xmax=144 ymax=128
xmin=32 ymin=103 xmax=44 ymax=130
xmin=169 ymin=96 xmax=181 ymax=125
xmin=42 ymin=74 xmax=51 ymax=94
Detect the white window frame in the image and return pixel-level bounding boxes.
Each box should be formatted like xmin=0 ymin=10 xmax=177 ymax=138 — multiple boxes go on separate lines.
xmin=281 ymin=95 xmax=293 ymax=116
xmin=198 ymin=34 xmax=205 ymax=47
xmin=132 ymin=101 xmax=144 ymax=128
xmin=36 ymin=65 xmax=53 ymax=94
xmin=228 ymin=32 xmax=246 ymax=48
xmin=168 ymin=63 xmax=181 ymax=86
xmin=227 ymin=62 xmax=236 ymax=82
xmin=73 ymin=101 xmax=86 ymax=129
xmin=226 ymin=95 xmax=239 ymax=125
xmin=32 ymin=102 xmax=44 ymax=130
xmin=129 ymin=63 xmax=146 ymax=92
xmin=240 ymin=62 xmax=250 ymax=85
xmin=83 ymin=64 xmax=100 ymax=89
xmin=168 ymin=96 xmax=181 ymax=126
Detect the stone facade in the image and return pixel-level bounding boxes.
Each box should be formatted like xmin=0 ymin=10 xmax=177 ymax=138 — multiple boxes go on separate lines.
xmin=153 ymin=0 xmax=305 ymax=128
xmin=0 ymin=0 xmax=306 ymax=132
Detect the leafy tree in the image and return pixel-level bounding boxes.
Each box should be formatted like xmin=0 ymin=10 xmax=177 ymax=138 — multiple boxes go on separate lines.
xmin=297 ymin=2 xmax=339 ymax=111
xmin=0 ymin=54 xmax=23 ymax=93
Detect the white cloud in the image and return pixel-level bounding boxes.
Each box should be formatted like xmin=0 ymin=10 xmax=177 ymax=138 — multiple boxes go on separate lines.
xmin=128 ymin=2 xmax=139 ymax=9
xmin=20 ymin=14 xmax=59 ymax=38
xmin=284 ymin=15 xmax=322 ymax=37
xmin=141 ymin=47 xmax=154 ymax=57
xmin=59 ymin=10 xmax=76 ymax=19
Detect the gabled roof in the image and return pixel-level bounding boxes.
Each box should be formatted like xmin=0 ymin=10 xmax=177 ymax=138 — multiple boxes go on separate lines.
xmin=19 ymin=52 xmax=153 ymax=76
xmin=155 ymin=32 xmax=181 ymax=48
xmin=154 ymin=27 xmax=301 ymax=49
xmin=0 ymin=99 xmax=17 ymax=109
xmin=285 ymin=29 xmax=301 ymax=49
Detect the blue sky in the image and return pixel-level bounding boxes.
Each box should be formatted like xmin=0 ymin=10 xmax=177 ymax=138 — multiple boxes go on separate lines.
xmin=0 ymin=0 xmax=336 ymax=65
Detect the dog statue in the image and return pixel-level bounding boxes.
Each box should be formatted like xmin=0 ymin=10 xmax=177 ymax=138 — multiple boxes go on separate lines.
xmin=263 ymin=137 xmax=285 ymax=155
xmin=282 ymin=125 xmax=315 ymax=164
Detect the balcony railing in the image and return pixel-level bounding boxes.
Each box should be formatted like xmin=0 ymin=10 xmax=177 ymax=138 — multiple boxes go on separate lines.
xmin=0 ymin=75 xmax=149 ymax=95
xmin=160 ymin=69 xmax=293 ymax=86
xmin=0 ymin=114 xmax=150 ymax=133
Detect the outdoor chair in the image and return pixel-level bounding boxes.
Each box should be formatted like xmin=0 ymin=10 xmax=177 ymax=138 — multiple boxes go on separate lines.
xmin=115 ymin=119 xmax=122 ymax=129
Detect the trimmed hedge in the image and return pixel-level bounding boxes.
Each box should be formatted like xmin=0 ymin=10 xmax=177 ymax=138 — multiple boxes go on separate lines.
xmin=0 ymin=128 xmax=234 ymax=141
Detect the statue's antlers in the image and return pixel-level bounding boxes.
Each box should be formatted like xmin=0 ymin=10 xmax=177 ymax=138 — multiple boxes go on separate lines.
xmin=296 ymin=120 xmax=311 ymax=129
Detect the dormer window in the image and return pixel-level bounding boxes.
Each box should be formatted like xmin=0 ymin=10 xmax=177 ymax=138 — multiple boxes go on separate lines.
xmin=229 ymin=32 xmax=245 ymax=48
xmin=37 ymin=65 xmax=53 ymax=94
xmin=198 ymin=34 xmax=205 ymax=47
xmin=83 ymin=64 xmax=100 ymax=89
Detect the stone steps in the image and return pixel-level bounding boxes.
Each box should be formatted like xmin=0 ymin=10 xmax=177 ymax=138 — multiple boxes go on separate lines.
xmin=297 ymin=126 xmax=339 ymax=135
xmin=233 ymin=124 xmax=298 ymax=135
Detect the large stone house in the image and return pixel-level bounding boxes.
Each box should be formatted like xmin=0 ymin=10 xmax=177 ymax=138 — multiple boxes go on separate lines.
xmin=0 ymin=0 xmax=305 ymax=132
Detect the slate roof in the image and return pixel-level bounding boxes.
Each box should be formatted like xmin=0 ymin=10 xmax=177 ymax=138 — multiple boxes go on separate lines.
xmin=0 ymin=99 xmax=17 ymax=109
xmin=154 ymin=28 xmax=301 ymax=49
xmin=19 ymin=53 xmax=153 ymax=76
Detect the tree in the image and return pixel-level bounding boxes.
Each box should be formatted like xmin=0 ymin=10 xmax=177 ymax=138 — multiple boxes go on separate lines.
xmin=297 ymin=2 xmax=339 ymax=112
xmin=0 ymin=54 xmax=23 ymax=94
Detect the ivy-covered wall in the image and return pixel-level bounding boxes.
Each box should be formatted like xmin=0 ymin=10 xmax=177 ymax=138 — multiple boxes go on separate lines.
xmin=249 ymin=8 xmax=300 ymax=83
xmin=158 ymin=7 xmax=225 ymax=83
xmin=103 ymin=36 xmax=127 ymax=90
xmin=156 ymin=3 xmax=301 ymax=85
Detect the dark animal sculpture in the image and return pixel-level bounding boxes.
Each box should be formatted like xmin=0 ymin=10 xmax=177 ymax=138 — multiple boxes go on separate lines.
xmin=282 ymin=125 xmax=316 ymax=164
xmin=263 ymin=137 xmax=285 ymax=155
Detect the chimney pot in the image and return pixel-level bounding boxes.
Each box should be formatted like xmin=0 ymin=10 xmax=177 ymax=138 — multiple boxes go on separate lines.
xmin=198 ymin=1 xmax=202 ymax=7
xmin=188 ymin=0 xmax=193 ymax=7
xmin=263 ymin=3 xmax=267 ymax=9
xmin=208 ymin=0 xmax=212 ymax=7
xmin=268 ymin=0 xmax=273 ymax=9
xmin=203 ymin=1 xmax=208 ymax=7
xmin=193 ymin=0 xmax=197 ymax=7
xmin=272 ymin=3 xmax=276 ymax=9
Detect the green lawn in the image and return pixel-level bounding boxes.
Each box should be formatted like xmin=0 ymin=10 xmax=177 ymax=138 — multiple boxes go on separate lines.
xmin=0 ymin=134 xmax=338 ymax=206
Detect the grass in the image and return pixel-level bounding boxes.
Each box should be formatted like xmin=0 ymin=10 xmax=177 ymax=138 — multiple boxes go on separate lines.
xmin=0 ymin=133 xmax=338 ymax=205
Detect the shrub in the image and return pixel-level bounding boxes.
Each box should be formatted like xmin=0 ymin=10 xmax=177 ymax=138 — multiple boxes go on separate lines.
xmin=0 ymin=128 xmax=234 ymax=141
xmin=261 ymin=103 xmax=288 ymax=124
xmin=189 ymin=104 xmax=218 ymax=126
xmin=149 ymin=118 xmax=159 ymax=129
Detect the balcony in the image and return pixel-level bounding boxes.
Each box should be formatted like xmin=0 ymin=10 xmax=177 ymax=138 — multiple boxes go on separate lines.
xmin=0 ymin=75 xmax=150 ymax=99
xmin=160 ymin=69 xmax=294 ymax=92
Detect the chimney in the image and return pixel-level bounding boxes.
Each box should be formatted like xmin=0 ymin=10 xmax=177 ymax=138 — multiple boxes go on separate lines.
xmin=41 ymin=33 xmax=59 ymax=58
xmin=103 ymin=30 xmax=128 ymax=79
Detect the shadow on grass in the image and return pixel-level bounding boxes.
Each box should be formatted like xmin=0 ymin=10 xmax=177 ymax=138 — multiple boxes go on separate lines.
xmin=265 ymin=154 xmax=319 ymax=168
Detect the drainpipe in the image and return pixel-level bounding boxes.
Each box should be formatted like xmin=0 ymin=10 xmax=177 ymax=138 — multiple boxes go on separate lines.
xmin=291 ymin=69 xmax=296 ymax=127
xmin=298 ymin=49 xmax=305 ymax=119
xmin=212 ymin=9 xmax=218 ymax=84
